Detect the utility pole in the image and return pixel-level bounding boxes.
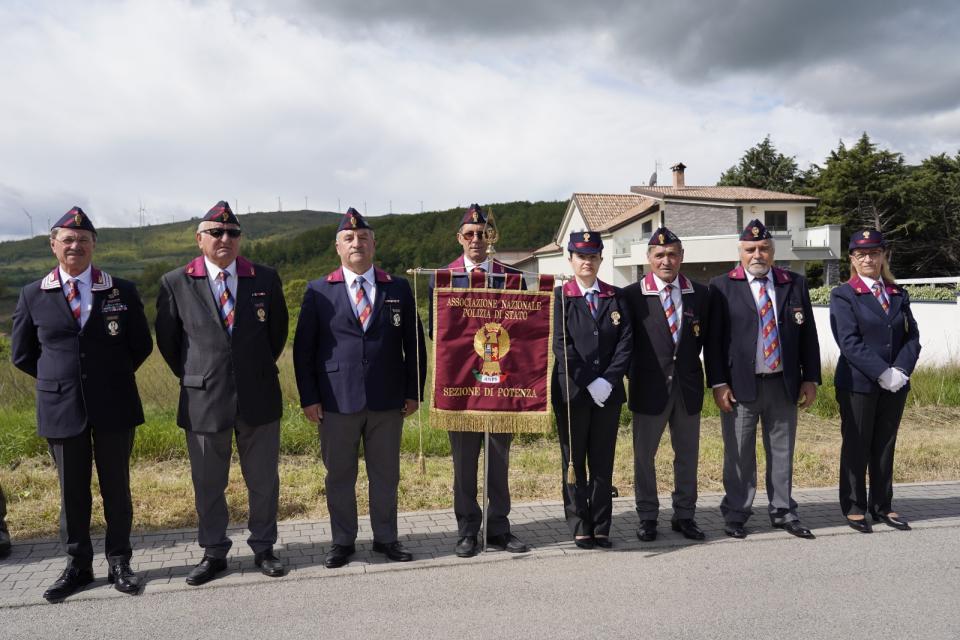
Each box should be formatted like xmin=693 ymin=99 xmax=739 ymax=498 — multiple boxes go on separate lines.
xmin=389 ymin=199 xmax=392 ymax=214
xmin=304 ymin=196 xmax=308 ymax=211
xmin=363 ymin=201 xmax=367 ymax=215
xmin=337 ymin=197 xmax=341 ymax=212
xmin=23 ymin=209 xmax=33 ymax=238
xmin=420 ymin=200 xmax=423 ymax=213
xmin=278 ymin=196 xmax=282 ymax=212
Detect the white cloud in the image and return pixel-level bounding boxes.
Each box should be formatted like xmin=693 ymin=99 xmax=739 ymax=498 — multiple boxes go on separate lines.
xmin=0 ymin=0 xmax=956 ymax=242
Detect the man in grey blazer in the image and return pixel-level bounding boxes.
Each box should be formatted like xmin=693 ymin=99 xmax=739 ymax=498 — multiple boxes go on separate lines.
xmin=156 ymin=201 xmax=289 ymax=585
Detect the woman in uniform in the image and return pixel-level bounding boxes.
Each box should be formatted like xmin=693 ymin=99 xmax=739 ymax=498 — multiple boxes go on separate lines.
xmin=552 ymin=232 xmax=632 ymax=548
xmin=830 ymin=229 xmax=921 ymax=532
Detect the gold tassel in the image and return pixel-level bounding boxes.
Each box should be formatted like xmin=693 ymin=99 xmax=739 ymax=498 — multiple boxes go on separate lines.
xmin=417 ymin=452 xmax=426 ymax=475
xmin=565 ymin=462 xmax=576 ymax=485
xmin=430 ymin=409 xmax=553 ymax=433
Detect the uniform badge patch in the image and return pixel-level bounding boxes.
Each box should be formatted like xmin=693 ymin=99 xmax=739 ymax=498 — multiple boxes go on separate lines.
xmin=752 ymin=226 xmax=760 ymax=238
xmin=692 ymin=322 xmax=701 ymax=337
xmin=392 ymin=312 xmax=402 ymax=327
xmin=107 ymin=319 xmax=120 ymax=336
xmin=610 ymin=311 xmax=621 ymax=326
xmin=257 ymin=307 xmax=267 ymax=322
xmin=793 ymin=309 xmax=805 ymax=325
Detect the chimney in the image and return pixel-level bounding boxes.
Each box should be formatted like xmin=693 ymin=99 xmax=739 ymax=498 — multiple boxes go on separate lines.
xmin=671 ymin=162 xmax=687 ymax=188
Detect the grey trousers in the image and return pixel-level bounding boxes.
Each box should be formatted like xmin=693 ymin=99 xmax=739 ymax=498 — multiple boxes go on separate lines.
xmin=449 ymin=431 xmax=513 ymax=537
xmin=719 ymin=376 xmax=799 ymax=526
xmin=633 ymin=384 xmax=701 ymax=521
xmin=320 ymin=410 xmax=403 ymax=546
xmin=185 ymin=419 xmax=280 ymax=558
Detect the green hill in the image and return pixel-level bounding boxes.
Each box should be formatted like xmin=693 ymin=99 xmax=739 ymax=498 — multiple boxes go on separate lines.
xmin=0 ymin=201 xmax=567 ymax=331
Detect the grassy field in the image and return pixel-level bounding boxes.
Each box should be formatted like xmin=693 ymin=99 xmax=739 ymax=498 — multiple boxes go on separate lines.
xmin=2 ymin=345 xmax=959 ymax=540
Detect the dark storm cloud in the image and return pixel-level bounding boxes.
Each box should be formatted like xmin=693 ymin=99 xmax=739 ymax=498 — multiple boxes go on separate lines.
xmin=263 ymin=0 xmax=960 ymax=117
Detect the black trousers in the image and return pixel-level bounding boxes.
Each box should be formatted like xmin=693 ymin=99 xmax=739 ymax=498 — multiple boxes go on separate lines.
xmin=837 ymin=387 xmax=908 ymax=517
xmin=449 ymin=431 xmax=513 ymax=537
xmin=0 ymin=483 xmax=7 ymax=533
xmin=554 ymin=399 xmax=621 ymax=537
xmin=47 ymin=426 xmax=135 ymax=568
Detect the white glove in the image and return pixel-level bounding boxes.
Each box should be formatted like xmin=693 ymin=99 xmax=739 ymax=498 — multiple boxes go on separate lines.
xmin=586 ymin=378 xmax=613 ymax=407
xmin=889 ymin=368 xmax=909 ymax=393
xmin=878 ymin=367 xmax=908 ymax=392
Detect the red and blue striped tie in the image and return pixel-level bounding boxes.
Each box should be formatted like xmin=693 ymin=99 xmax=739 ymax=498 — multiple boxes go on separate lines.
xmin=355 ymin=276 xmax=372 ymax=331
xmin=65 ymin=278 xmax=81 ymax=326
xmin=757 ymin=279 xmax=780 ymax=370
xmin=216 ymin=271 xmax=235 ymax=334
xmin=872 ymin=282 xmax=890 ymax=314
xmin=662 ymin=283 xmax=678 ymax=344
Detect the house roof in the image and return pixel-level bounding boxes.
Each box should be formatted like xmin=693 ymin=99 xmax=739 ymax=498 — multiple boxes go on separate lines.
xmin=630 ymin=185 xmax=819 ymax=203
xmin=533 ymin=241 xmax=562 ymax=256
xmin=571 ymin=193 xmax=652 ymax=229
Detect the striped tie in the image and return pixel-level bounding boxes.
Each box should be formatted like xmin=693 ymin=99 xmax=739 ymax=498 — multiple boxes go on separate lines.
xmin=216 ymin=271 xmax=235 ymax=334
xmin=585 ymin=290 xmax=598 ymax=319
xmin=756 ymin=279 xmax=781 ymax=371
xmin=662 ymin=284 xmax=678 ymax=344
xmin=65 ymin=278 xmax=81 ymax=325
xmin=355 ymin=276 xmax=372 ymax=331
xmin=872 ymin=282 xmax=890 ymax=314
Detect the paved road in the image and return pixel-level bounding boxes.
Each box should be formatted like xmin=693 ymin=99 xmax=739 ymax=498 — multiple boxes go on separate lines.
xmin=2 ymin=481 xmax=959 ymax=639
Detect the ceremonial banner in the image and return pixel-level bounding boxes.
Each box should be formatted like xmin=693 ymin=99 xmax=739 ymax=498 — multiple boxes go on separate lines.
xmin=430 ymin=270 xmax=555 ymax=433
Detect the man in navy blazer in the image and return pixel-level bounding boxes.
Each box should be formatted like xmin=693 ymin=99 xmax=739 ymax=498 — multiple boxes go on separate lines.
xmin=294 ymin=209 xmax=426 ymax=569
xmin=427 ymin=205 xmax=530 ymax=558
xmin=623 ymin=227 xmax=709 ymax=542
xmin=156 ymin=201 xmax=289 ymax=585
xmin=12 ymin=208 xmax=153 ymax=601
xmin=705 ymin=219 xmax=821 ymax=539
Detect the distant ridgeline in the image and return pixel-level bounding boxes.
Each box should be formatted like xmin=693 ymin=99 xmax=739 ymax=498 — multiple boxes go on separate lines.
xmin=0 ymin=201 xmax=567 ymax=331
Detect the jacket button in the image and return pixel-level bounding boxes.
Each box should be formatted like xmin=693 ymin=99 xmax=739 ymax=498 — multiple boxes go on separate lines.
xmin=593 ymin=330 xmax=599 ymax=336
xmin=81 ymin=374 xmax=87 ymax=380
xmin=80 ymin=353 xmax=86 ymax=358
xmin=672 ymin=355 xmax=677 ymax=361
xmin=362 ymin=358 xmax=368 ymax=365
xmin=593 ymin=359 xmax=599 ymax=365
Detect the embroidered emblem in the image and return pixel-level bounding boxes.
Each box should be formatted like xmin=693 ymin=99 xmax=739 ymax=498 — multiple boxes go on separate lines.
xmin=610 ymin=311 xmax=621 ymax=326
xmin=392 ymin=312 xmax=401 ymax=327
xmin=75 ymin=212 xmax=83 ymax=225
xmin=658 ymin=233 xmax=665 ymax=244
xmin=350 ymin=215 xmax=357 ymax=228
xmin=471 ymin=211 xmax=479 ymax=222
xmin=692 ymin=321 xmax=701 ymax=337
xmin=107 ymin=320 xmax=119 ymax=336
xmin=863 ymin=230 xmax=871 ymax=238
xmin=752 ymin=226 xmax=760 ymax=238
xmin=472 ymin=322 xmax=511 ymax=383
xmin=257 ymin=308 xmax=266 ymax=322
xmin=583 ymin=232 xmax=590 ymax=242
xmin=794 ymin=310 xmax=805 ymax=325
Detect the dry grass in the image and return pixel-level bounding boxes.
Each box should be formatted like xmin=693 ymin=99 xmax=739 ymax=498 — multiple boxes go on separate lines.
xmin=3 ymin=407 xmax=959 ymax=541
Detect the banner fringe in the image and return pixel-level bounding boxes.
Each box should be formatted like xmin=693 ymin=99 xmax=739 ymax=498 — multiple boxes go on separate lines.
xmin=430 ymin=409 xmax=553 ymax=434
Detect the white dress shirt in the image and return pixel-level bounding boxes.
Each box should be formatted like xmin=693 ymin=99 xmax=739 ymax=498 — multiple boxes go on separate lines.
xmin=204 ymin=258 xmax=238 ymax=303
xmin=652 ymin=272 xmax=683 ymax=334
xmin=463 ymin=256 xmax=490 ymax=272
xmin=59 ymin=265 xmax=93 ymax=327
xmin=342 ymin=265 xmax=377 ymax=315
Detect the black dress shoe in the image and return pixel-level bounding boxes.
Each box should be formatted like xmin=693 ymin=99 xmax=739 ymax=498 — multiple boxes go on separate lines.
xmin=671 ymin=518 xmax=706 ymax=540
xmin=574 ymin=537 xmax=595 ymax=550
xmin=637 ymin=520 xmax=658 ymax=542
xmin=845 ymin=516 xmax=872 ymax=533
xmin=107 ymin=562 xmax=141 ymax=594
xmin=185 ymin=556 xmax=228 ymax=586
xmin=254 ymin=549 xmax=285 ymax=577
xmin=873 ymin=513 xmax=911 ymax=530
xmin=0 ymin=534 xmax=10 ymax=559
xmin=43 ymin=567 xmax=95 ymax=602
xmin=455 ymin=536 xmax=479 ymax=558
xmin=724 ymin=522 xmax=748 ymax=539
xmin=775 ymin=520 xmax=815 ymax=539
xmin=593 ymin=536 xmax=613 ymax=549
xmin=486 ymin=533 xmax=529 ymax=553
xmin=324 ymin=544 xmax=355 ymax=569
xmin=372 ymin=541 xmax=413 ymax=562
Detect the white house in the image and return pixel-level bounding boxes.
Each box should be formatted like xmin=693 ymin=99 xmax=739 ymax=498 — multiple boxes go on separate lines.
xmin=535 ymin=163 xmax=843 ymax=287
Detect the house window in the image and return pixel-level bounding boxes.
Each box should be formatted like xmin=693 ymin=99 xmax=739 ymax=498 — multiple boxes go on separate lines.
xmin=764 ymin=210 xmax=788 ymax=232
xmin=641 ymin=220 xmax=653 ymax=237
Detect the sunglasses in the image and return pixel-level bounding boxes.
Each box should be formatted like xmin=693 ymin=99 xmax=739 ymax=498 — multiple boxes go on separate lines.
xmin=460 ymin=231 xmax=484 ymax=240
xmin=200 ymin=228 xmax=242 ymax=239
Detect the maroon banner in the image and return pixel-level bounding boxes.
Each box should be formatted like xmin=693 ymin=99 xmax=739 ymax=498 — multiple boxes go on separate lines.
xmin=430 ymin=275 xmax=555 ymax=433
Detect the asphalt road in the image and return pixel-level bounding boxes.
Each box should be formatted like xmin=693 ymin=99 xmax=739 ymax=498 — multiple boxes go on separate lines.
xmin=3 ymin=526 xmax=958 ymax=640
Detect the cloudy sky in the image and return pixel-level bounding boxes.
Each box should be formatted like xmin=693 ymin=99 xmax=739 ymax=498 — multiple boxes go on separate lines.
xmin=1 ymin=0 xmax=958 ymax=239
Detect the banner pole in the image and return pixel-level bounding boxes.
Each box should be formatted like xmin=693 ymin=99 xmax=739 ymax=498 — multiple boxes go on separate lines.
xmin=482 ymin=426 xmax=489 ymax=553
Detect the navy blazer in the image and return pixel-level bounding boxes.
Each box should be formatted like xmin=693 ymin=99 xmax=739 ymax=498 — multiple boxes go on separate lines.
xmin=293 ymin=266 xmax=427 ymax=414
xmin=155 ymin=256 xmax=288 ymax=432
xmin=11 ymin=267 xmax=153 ymax=438
xmin=623 ymin=273 xmax=709 ymax=415
xmin=830 ymin=275 xmax=921 ymax=393
xmin=551 ymin=279 xmax=633 ymax=407
xmin=705 ymin=265 xmax=821 ymax=404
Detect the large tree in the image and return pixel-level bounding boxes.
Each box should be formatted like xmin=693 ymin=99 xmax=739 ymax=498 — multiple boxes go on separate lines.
xmin=718 ymin=135 xmax=801 ymax=193
xmin=897 ymin=153 xmax=960 ymax=275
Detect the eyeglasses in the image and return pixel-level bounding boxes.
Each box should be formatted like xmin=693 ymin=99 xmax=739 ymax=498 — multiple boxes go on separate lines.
xmin=851 ymin=250 xmax=883 ymax=261
xmin=55 ymin=236 xmax=93 ymax=246
xmin=459 ymin=231 xmax=483 ymax=240
xmin=200 ymin=228 xmax=242 ymax=239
